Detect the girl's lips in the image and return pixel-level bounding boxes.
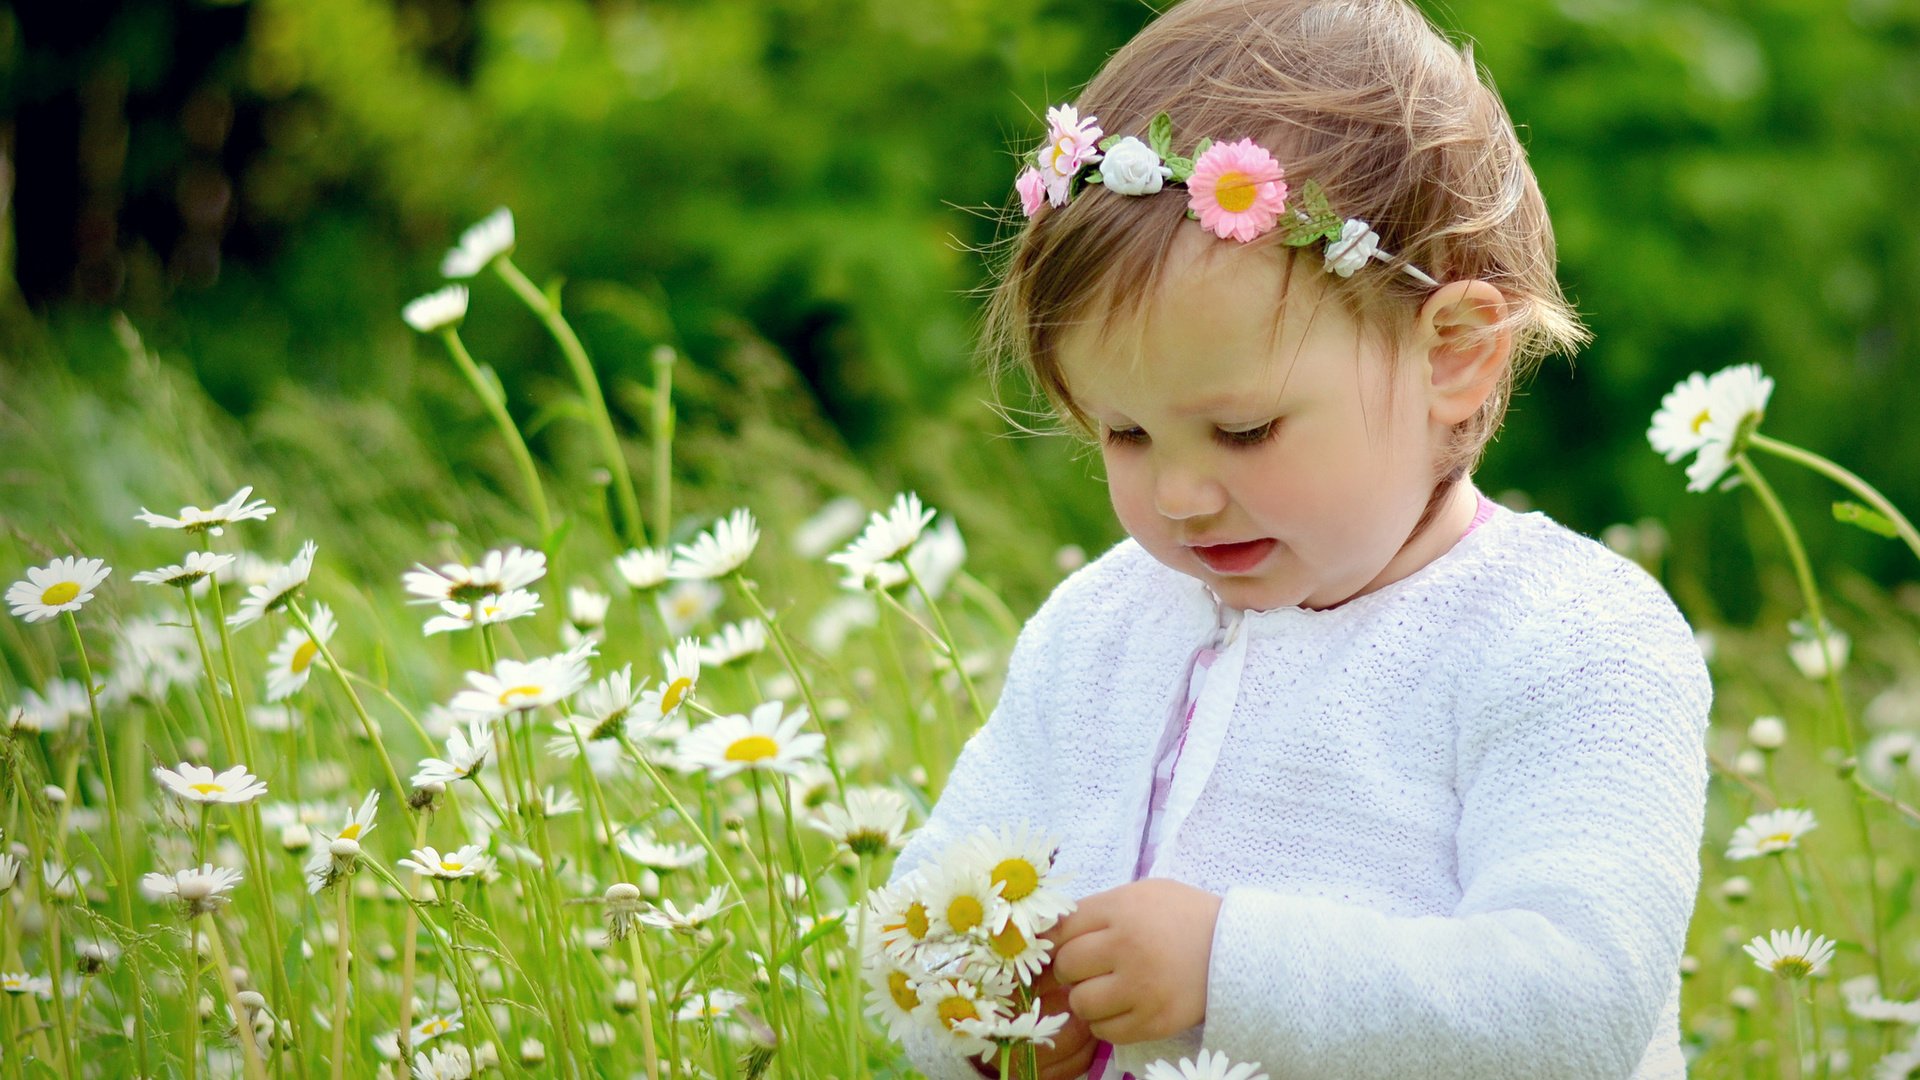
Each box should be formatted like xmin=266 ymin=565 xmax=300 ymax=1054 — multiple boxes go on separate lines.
xmin=1191 ymin=538 xmax=1277 ymax=574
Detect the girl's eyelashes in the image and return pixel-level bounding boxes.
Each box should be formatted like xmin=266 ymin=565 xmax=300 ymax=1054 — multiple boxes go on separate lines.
xmin=1100 ymin=420 xmax=1281 ymax=449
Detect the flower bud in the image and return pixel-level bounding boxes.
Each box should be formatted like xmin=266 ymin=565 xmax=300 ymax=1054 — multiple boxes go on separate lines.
xmin=280 ymin=824 xmax=313 ymax=852
xmin=519 ymin=1038 xmax=547 ymax=1066
xmin=1721 ymin=876 xmax=1752 ymax=903
xmin=611 ymin=979 xmax=639 ymax=1013
xmin=1747 ymin=716 xmax=1786 ymax=751
xmin=329 ymin=837 xmax=362 ymax=860
xmin=41 ymin=785 xmax=65 ymax=805
xmin=1729 ymin=986 xmax=1759 ymax=1011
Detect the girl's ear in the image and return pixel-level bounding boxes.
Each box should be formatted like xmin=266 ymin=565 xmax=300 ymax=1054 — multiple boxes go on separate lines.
xmin=1416 ymin=280 xmax=1513 ymax=426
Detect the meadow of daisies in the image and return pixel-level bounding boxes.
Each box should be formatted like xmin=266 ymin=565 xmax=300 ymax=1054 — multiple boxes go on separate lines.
xmin=2 ymin=211 xmax=1919 ymax=1080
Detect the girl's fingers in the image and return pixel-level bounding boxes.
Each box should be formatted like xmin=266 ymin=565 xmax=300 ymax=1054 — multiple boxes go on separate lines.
xmin=1050 ymin=928 xmax=1113 ymax=986
xmin=1065 ymin=970 xmax=1129 ymax=1022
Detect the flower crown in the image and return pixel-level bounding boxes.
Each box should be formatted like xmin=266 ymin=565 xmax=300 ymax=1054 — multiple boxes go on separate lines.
xmin=1016 ymin=104 xmax=1438 ymax=287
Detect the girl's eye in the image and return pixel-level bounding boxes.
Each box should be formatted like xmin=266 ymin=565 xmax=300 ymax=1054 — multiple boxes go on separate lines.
xmin=1214 ymin=420 xmax=1280 ymax=448
xmin=1103 ymin=426 xmax=1148 ymax=447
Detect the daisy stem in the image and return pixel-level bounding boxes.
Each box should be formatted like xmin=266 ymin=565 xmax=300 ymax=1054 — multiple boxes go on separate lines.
xmin=873 ymin=598 xmax=929 ymax=780
xmin=1805 ymin=982 xmax=1827 ymax=1079
xmin=1734 ymin=456 xmax=1886 ymax=984
xmin=624 ymin=934 xmax=663 ymax=1080
xmin=61 ymin=609 xmax=150 ymax=1075
xmin=431 ymin=882 xmax=483 ymax=1067
xmin=181 ymin=585 xmax=241 ymax=762
xmin=651 ymin=344 xmax=675 ymax=548
xmin=904 ymin=561 xmax=990 ymax=729
xmin=439 ymin=327 xmax=555 ymax=548
xmin=1773 ymin=854 xmax=1808 ymax=931
xmin=729 ymin=574 xmax=845 ymax=799
xmin=340 ymin=668 xmax=438 ymax=753
xmin=185 ymin=919 xmax=200 ymax=1080
xmin=330 ymin=878 xmax=352 ymax=1080
xmin=999 ymin=1043 xmax=1013 ymax=1080
xmin=846 ymin=853 xmax=871 ymax=1080
xmin=771 ymin=776 xmax=841 ymax=1039
xmin=205 ymin=915 xmax=268 ymax=1080
xmin=289 ymin=600 xmax=409 ymax=806
xmin=1748 ymin=432 xmax=1920 ymax=566
xmin=748 ymin=771 xmax=797 ymax=1068
xmin=396 ymin=817 xmax=427 ymax=1061
xmin=495 ymin=255 xmax=645 ymax=549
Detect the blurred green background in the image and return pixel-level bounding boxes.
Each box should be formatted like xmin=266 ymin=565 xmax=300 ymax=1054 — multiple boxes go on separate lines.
xmin=2 ymin=0 xmax=1917 ymax=618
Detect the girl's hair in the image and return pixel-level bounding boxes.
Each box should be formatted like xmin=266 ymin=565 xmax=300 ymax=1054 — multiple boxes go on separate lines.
xmin=981 ymin=0 xmax=1589 ymax=482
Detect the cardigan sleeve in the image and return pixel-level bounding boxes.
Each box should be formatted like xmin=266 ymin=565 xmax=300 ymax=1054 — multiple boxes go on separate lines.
xmin=1197 ymin=573 xmax=1711 ymax=1079
xmin=885 ymin=587 xmax=1066 ymax=1080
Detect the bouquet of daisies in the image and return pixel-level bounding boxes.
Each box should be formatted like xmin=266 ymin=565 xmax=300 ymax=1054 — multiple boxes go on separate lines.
xmin=859 ymin=823 xmax=1075 ymax=1069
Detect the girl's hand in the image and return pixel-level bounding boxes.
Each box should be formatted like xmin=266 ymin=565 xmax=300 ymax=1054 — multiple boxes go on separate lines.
xmin=1041 ymin=878 xmax=1223 ymax=1044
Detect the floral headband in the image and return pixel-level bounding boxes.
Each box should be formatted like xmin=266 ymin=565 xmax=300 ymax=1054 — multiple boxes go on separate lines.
xmin=1015 ymin=104 xmax=1439 ymax=288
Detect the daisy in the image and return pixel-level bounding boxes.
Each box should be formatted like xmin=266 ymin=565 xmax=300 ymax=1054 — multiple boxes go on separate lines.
xmin=676 ymin=700 xmax=824 ymax=781
xmin=953 ymin=998 xmax=1069 ymax=1048
xmin=1788 ymin=618 xmax=1850 ymax=680
xmin=871 ymin=874 xmax=936 ymax=960
xmin=131 ymin=550 xmax=235 ymax=588
xmin=412 ymin=1045 xmax=474 ymax=1080
xmin=103 ymin=614 xmax=198 ymax=704
xmin=668 ymin=508 xmax=759 ymax=580
xmin=440 ymin=206 xmax=514 ymax=278
xmin=614 ymin=547 xmax=671 ymax=591
xmin=1843 ymin=977 xmax=1920 ymax=1025
xmin=862 ymin=950 xmax=927 ymax=1042
xmin=265 ymin=601 xmax=334 ymax=702
xmin=134 ymin=485 xmax=276 ymax=535
xmin=402 ymin=285 xmax=468 ymax=334
xmin=1743 ymin=926 xmax=1836 ymax=979
xmin=1875 ymin=1044 xmax=1920 ymax=1080
xmin=828 ymin=493 xmax=937 ymax=575
xmin=617 ymin=832 xmax=706 ymax=873
xmin=398 ymin=844 xmax=493 ymax=881
xmin=974 ymin=912 xmax=1053 ymax=984
xmin=920 ymin=859 xmax=1010 ymax=941
xmin=140 ymin=863 xmax=244 ymax=915
xmin=912 ymin=976 xmax=1004 ymax=1056
xmin=227 ymin=540 xmax=318 ymax=629
xmin=1187 ymin=138 xmax=1288 ymax=243
xmin=639 ymin=885 xmax=733 ymax=934
xmin=673 ymin=987 xmax=747 ymax=1023
xmin=1646 ymin=371 xmax=1717 ymax=463
xmin=635 ymin=639 xmax=703 ymax=734
xmin=8 ymin=556 xmax=111 ymax=623
xmin=305 ymin=791 xmax=379 ymax=893
xmin=656 ymin=579 xmax=723 ymax=636
xmin=698 ymin=619 xmax=767 ymax=667
xmin=811 ymin=787 xmax=911 ymax=857
xmin=1673 ymin=364 xmax=1775 ymax=491
xmin=572 ymin=664 xmax=646 ymax=741
xmin=421 ymin=589 xmax=543 ymax=636
xmin=1726 ymin=807 xmax=1817 ymax=860
xmin=0 ymin=972 xmax=51 ymax=998
xmin=536 ymin=786 xmax=581 ymax=817
xmin=410 ymin=1009 xmax=464 ymax=1045
xmin=957 ymin=823 xmax=1072 ymax=935
xmin=154 ymin=762 xmax=268 ymax=805
xmin=412 ymin=719 xmax=495 ymax=786
xmin=567 ymin=586 xmax=610 ymax=632
xmin=0 ymin=853 xmax=19 ymax=894
xmin=1141 ymin=1050 xmax=1271 ymax=1080
xmin=604 ymin=881 xmax=646 ymax=941
xmin=448 ymin=649 xmax=592 ymax=719
xmin=404 ymin=546 xmax=547 ymax=605
xmin=18 ymin=679 xmax=89 ymax=733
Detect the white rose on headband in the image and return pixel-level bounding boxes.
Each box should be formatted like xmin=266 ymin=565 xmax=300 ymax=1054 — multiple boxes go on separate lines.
xmin=1100 ymin=136 xmax=1172 ymax=196
xmin=1325 ymin=218 xmax=1381 ymax=277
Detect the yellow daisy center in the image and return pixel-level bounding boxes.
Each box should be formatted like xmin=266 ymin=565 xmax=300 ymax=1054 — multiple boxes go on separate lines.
xmin=660 ymin=676 xmax=692 ymax=715
xmin=1213 ymin=170 xmax=1257 ymax=213
xmin=2 ymin=976 xmax=23 ymax=989
xmin=290 ymin=639 xmax=320 ymax=674
xmin=1773 ymin=956 xmax=1812 ymax=978
xmin=422 ymin=1018 xmax=449 ymax=1035
xmin=189 ymin=782 xmax=225 ymax=795
xmin=1763 ymin=832 xmax=1795 ymax=848
xmin=40 ymin=582 xmax=80 ymax=606
xmin=887 ymin=970 xmax=919 ymax=1012
xmin=990 ymin=920 xmax=1028 ymax=959
xmin=945 ymin=894 xmax=984 ymax=935
xmin=1690 ymin=408 xmax=1713 ymax=434
xmin=936 ymin=994 xmax=979 ymax=1030
xmin=497 ymin=684 xmax=544 ymax=707
xmin=992 ymin=857 xmax=1039 ymax=902
xmin=902 ymin=901 xmax=929 ymax=940
xmin=439 ymin=860 xmax=464 ymax=873
xmin=338 ymin=823 xmax=363 ymax=840
xmin=724 ymin=735 xmax=780 ymax=763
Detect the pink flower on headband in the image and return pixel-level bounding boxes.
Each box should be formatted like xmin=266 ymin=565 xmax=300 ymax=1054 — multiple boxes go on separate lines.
xmin=1037 ymin=104 xmax=1102 ymax=206
xmin=1188 ymin=138 xmax=1289 ymax=243
xmin=1015 ymin=168 xmax=1048 ymax=218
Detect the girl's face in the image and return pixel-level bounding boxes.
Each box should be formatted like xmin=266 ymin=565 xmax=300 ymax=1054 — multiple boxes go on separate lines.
xmin=1057 ymin=232 xmax=1473 ymax=612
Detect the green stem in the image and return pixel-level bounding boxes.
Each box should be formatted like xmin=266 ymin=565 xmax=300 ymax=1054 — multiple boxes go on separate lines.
xmin=289 ymin=600 xmax=409 ymax=805
xmin=730 ymin=574 xmax=845 ymax=798
xmin=496 ymin=255 xmax=644 ymax=548
xmin=613 ymin=735 xmax=766 ymax=953
xmin=747 ymin=772 xmax=794 ymax=1070
xmin=331 ymin=876 xmax=351 ymax=1080
xmin=847 ymin=855 xmax=872 ymax=1080
xmin=1734 ymin=455 xmax=1886 ymax=986
xmin=61 ymin=611 xmax=149 ymax=1074
xmin=206 ymin=916 xmax=269 ymax=1080
xmin=904 ymin=562 xmax=991 ymax=728
xmin=651 ymin=346 xmax=676 ymax=549
xmin=1749 ymin=432 xmax=1920 ymax=566
xmin=440 ymin=327 xmax=555 ymax=546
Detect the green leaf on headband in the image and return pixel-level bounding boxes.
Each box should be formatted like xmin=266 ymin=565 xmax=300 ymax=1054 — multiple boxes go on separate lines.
xmin=1085 ymin=170 xmax=1106 ymax=185
xmin=1278 ymin=180 xmax=1343 ymax=245
xmin=1192 ymin=136 xmax=1214 ymax=160
xmin=1149 ymin=113 xmax=1174 ymax=159
xmin=1165 ymin=156 xmax=1193 ymax=183
xmin=1098 ymin=133 xmax=1124 ymax=152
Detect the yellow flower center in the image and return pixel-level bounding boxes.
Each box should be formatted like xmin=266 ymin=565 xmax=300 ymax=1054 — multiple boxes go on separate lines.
xmin=1213 ymin=170 xmax=1257 ymax=213
xmin=936 ymin=994 xmax=979 ymax=1030
xmin=439 ymin=860 xmax=464 ymax=873
xmin=497 ymin=684 xmax=543 ymax=708
xmin=189 ymin=782 xmax=225 ymax=795
xmin=338 ymin=823 xmax=363 ymax=840
xmin=887 ymin=970 xmax=919 ymax=1012
xmin=422 ymin=1018 xmax=449 ymax=1035
xmin=290 ymin=639 xmax=320 ymax=675
xmin=660 ymin=676 xmax=692 ymax=716
xmin=724 ymin=735 xmax=779 ymax=763
xmin=40 ymin=582 xmax=80 ymax=606
xmin=1050 ymin=137 xmax=1076 ymax=175
xmin=901 ymin=901 xmax=929 ymax=940
xmin=1763 ymin=832 xmax=1794 ymax=849
xmin=1691 ymin=408 xmax=1713 ymax=434
xmin=946 ymin=895 xmax=984 ymax=935
xmin=1774 ymin=957 xmax=1813 ymax=979
xmin=992 ymin=857 xmax=1039 ymax=902
xmin=990 ymin=920 xmax=1028 ymax=959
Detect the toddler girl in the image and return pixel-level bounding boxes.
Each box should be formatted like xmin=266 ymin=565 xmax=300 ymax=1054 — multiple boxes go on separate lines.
xmin=891 ymin=1 xmax=1710 ymax=1077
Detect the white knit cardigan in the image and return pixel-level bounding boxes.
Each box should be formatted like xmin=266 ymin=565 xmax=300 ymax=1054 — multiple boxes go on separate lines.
xmin=890 ymin=505 xmax=1711 ymax=1079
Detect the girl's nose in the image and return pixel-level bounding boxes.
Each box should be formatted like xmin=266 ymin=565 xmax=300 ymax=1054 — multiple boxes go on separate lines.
xmin=1152 ymin=460 xmax=1228 ymax=521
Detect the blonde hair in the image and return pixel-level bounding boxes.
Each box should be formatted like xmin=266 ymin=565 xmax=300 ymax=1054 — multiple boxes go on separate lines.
xmin=981 ymin=0 xmax=1589 ymax=482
